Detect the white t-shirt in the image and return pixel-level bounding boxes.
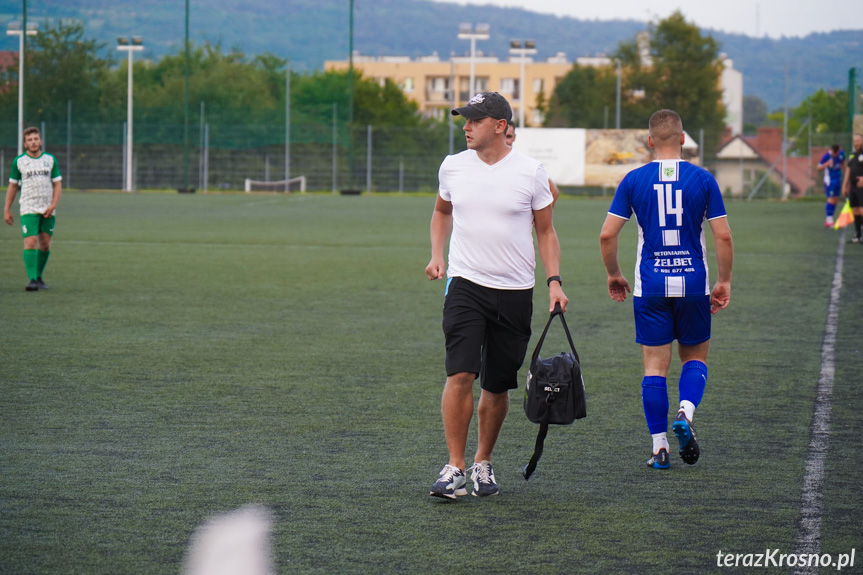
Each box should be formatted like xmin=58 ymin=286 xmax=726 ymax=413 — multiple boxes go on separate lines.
xmin=439 ymin=148 xmax=553 ymax=289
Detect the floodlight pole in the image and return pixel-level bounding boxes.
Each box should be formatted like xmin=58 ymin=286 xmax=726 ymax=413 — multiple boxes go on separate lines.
xmin=509 ymin=40 xmax=536 ymax=127
xmin=615 ymin=60 xmax=621 ymax=130
xmin=348 ymin=0 xmax=354 ymax=188
xmin=21 ymin=0 xmax=25 ymax=154
xmin=183 ymin=0 xmax=190 ymax=191
xmin=782 ymin=66 xmax=788 ymax=199
xmin=117 ymin=38 xmax=144 ymax=192
xmin=7 ymin=16 xmax=37 ymax=156
xmin=458 ymin=24 xmax=489 ymax=98
xmin=285 ymin=61 xmax=291 ymax=182
xmin=849 ymin=68 xmax=857 ymax=149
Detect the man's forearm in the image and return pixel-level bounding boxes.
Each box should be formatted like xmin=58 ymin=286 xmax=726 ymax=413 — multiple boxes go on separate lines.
xmin=714 ymin=238 xmax=734 ymax=283
xmin=429 ymin=212 xmax=451 ymax=258
xmin=600 ymin=236 xmax=620 ymax=276
xmin=536 ymin=227 xmax=561 ymax=278
xmin=4 ymin=185 xmax=17 ymax=213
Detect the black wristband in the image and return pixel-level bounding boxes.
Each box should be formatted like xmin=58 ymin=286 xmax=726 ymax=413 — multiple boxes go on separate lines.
xmin=546 ymin=275 xmax=562 ymax=287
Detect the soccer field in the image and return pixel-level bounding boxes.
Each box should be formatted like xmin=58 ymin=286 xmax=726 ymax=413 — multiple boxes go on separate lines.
xmin=1 ymin=192 xmax=861 ymax=574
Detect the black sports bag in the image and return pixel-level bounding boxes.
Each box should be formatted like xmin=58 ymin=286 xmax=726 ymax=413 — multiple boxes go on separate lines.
xmin=523 ymin=303 xmax=586 ymax=479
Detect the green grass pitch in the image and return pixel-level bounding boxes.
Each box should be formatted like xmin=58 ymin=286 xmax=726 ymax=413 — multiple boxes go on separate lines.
xmin=1 ymin=192 xmax=861 ymax=573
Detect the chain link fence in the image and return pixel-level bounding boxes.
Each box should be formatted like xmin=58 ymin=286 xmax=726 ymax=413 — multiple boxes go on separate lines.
xmin=0 ymin=118 xmax=464 ymax=193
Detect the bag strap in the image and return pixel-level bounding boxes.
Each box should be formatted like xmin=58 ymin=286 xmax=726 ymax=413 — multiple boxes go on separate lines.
xmin=523 ymin=420 xmax=548 ymax=480
xmin=524 ymin=389 xmax=555 ymax=480
xmin=523 ymin=303 xmax=580 ymax=481
xmin=530 ymin=302 xmax=580 ymax=367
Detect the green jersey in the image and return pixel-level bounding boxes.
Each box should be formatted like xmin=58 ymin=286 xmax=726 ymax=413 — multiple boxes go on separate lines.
xmin=9 ymin=152 xmax=62 ymax=215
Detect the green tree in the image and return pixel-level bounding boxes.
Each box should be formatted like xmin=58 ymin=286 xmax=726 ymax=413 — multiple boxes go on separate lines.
xmin=545 ymin=64 xmax=617 ymax=128
xmin=0 ymin=20 xmax=113 ymax=125
xmin=743 ymin=95 xmax=769 ymax=134
xmin=642 ymin=12 xmax=726 ymax=153
xmin=769 ymin=88 xmax=849 ymax=155
xmin=125 ymin=43 xmax=286 ymax=126
xmin=547 ymin=11 xmax=726 ymax=152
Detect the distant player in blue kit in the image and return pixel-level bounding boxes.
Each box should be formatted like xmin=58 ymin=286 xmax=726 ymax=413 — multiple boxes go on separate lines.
xmin=599 ymin=109 xmax=734 ymax=469
xmin=816 ymin=144 xmax=845 ymax=227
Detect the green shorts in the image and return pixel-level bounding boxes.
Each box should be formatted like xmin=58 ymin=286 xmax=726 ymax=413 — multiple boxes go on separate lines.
xmin=20 ymin=213 xmax=55 ymax=238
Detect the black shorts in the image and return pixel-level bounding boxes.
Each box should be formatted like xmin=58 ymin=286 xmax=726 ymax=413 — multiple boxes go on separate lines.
xmin=442 ymin=277 xmax=533 ymax=393
xmin=849 ymin=187 xmax=863 ymax=209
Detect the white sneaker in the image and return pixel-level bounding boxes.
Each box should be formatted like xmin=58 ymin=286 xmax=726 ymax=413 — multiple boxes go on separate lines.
xmin=429 ymin=464 xmax=467 ymax=499
xmin=469 ymin=460 xmax=499 ymax=496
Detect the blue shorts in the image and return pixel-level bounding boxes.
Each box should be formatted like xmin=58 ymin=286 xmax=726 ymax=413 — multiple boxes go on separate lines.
xmin=633 ymin=295 xmax=711 ymax=346
xmin=825 ymin=180 xmax=841 ymax=197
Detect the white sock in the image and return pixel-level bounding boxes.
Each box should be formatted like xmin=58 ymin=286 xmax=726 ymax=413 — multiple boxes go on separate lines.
xmin=651 ymin=432 xmax=669 ymax=454
xmin=678 ymin=400 xmax=695 ymax=423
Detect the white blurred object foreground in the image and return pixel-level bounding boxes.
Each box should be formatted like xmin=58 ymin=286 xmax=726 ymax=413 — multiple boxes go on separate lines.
xmin=183 ymin=505 xmax=274 ymax=575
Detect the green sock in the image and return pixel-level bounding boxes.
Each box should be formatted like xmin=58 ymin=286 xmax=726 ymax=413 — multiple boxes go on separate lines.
xmin=23 ymin=249 xmax=38 ymax=281
xmin=37 ymin=249 xmax=50 ymax=279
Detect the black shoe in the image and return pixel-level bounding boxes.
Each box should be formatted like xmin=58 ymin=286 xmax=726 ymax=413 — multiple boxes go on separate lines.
xmin=25 ymin=279 xmax=39 ymax=291
xmin=671 ymin=411 xmax=700 ymax=465
xmin=36 ymin=277 xmax=47 ymax=290
xmin=646 ymin=447 xmax=670 ymax=469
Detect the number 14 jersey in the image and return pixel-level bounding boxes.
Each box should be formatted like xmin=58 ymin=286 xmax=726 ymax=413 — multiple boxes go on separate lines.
xmin=608 ymin=159 xmax=727 ymax=298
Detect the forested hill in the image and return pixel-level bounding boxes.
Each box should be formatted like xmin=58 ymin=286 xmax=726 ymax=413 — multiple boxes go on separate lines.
xmin=1 ymin=0 xmax=861 ymax=110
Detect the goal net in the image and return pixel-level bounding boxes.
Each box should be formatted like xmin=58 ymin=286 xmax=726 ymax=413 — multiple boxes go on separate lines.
xmin=244 ymin=176 xmax=306 ymax=193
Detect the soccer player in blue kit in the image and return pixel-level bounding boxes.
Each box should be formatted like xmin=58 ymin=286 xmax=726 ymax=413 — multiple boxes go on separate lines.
xmin=816 ymin=144 xmax=845 ymax=227
xmin=599 ymin=109 xmax=734 ymax=469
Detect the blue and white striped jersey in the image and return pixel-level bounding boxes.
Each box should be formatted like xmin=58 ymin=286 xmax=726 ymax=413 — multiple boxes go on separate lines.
xmin=608 ymin=159 xmax=727 ymax=297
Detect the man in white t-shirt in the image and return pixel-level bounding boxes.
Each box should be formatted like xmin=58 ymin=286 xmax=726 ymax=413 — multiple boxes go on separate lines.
xmin=425 ymin=92 xmax=568 ymax=499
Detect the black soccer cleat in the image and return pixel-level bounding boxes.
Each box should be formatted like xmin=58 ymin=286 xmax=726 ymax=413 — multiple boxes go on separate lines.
xmin=36 ymin=277 xmax=47 ymax=290
xmin=25 ymin=279 xmax=39 ymax=291
xmin=646 ymin=447 xmax=670 ymax=469
xmin=672 ymin=411 xmax=700 ymax=465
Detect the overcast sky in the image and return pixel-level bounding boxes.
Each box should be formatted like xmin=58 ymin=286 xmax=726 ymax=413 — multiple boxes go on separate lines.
xmin=434 ymin=0 xmax=858 ymax=38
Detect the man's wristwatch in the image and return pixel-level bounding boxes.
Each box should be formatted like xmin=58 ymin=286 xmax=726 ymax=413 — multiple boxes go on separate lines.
xmin=546 ymin=275 xmax=562 ymax=287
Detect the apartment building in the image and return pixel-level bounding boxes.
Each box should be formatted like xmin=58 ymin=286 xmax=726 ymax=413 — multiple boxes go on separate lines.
xmin=325 ymin=44 xmax=743 ymax=134
xmin=325 ymin=51 xmax=576 ymax=127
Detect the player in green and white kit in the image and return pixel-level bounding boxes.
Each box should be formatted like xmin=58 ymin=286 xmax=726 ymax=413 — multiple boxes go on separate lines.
xmin=4 ymin=127 xmax=63 ymax=291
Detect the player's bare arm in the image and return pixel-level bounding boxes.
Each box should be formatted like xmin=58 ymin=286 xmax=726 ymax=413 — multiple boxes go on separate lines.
xmin=599 ymin=214 xmax=631 ymax=302
xmin=533 ymin=204 xmax=568 ymax=312
xmin=708 ymin=216 xmax=734 ymax=314
xmin=426 ymin=195 xmax=453 ymax=280
xmin=4 ymin=181 xmax=19 ymax=225
xmin=549 ymin=179 xmax=560 ymax=208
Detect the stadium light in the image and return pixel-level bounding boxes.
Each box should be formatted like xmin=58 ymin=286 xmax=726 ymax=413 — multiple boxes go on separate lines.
xmin=509 ymin=40 xmax=537 ymax=127
xmin=616 ymin=59 xmax=621 ymax=130
xmin=457 ymin=23 xmax=490 ymax=100
xmin=117 ymin=36 xmax=144 ymax=192
xmin=7 ymin=21 xmax=38 ymax=156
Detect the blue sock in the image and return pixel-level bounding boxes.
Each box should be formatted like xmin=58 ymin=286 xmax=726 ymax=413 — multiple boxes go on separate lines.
xmin=642 ymin=376 xmax=669 ymax=435
xmin=679 ymin=360 xmax=708 ymax=407
xmin=826 ymin=202 xmax=836 ymax=218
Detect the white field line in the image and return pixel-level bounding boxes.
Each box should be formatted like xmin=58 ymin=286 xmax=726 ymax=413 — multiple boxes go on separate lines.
xmin=792 ymin=228 xmax=846 ymax=573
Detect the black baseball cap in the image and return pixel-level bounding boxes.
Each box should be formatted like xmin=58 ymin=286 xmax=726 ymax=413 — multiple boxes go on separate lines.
xmin=452 ymin=92 xmax=513 ymax=124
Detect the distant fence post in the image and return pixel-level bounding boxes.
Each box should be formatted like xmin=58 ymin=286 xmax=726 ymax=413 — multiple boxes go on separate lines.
xmin=203 ymin=123 xmax=209 ymax=192
xmin=366 ymin=124 xmax=372 ymax=193
xmin=67 ymin=99 xmax=72 ymax=189
xmin=332 ymin=102 xmax=337 ymax=193
xmin=122 ymin=121 xmax=128 ymax=192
